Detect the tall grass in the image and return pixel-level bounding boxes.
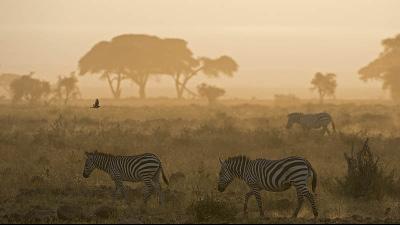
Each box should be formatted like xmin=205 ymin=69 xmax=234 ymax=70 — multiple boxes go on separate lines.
xmin=0 ymin=103 xmax=400 ymax=223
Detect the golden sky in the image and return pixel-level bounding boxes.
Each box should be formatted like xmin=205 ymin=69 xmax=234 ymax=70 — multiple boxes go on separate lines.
xmin=1 ymin=0 xmax=399 ymax=98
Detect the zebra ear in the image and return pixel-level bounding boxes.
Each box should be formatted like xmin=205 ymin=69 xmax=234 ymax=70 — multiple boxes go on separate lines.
xmin=85 ymin=151 xmax=89 ymax=157
xmin=219 ymin=158 xmax=223 ymax=164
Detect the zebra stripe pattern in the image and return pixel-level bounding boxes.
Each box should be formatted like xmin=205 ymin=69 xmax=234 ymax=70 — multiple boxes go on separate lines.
xmin=217 ymin=155 xmax=318 ymax=218
xmin=286 ymin=112 xmax=336 ymax=135
xmin=83 ymin=151 xmax=169 ymax=204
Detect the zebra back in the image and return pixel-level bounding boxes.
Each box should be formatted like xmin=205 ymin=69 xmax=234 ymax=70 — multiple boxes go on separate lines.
xmin=84 ymin=151 xmax=165 ymax=182
xmin=287 ymin=112 xmax=332 ymax=129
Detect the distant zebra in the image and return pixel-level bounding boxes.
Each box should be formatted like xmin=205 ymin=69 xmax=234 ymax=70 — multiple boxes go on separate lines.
xmin=218 ymin=155 xmax=318 ymax=218
xmin=286 ymin=112 xmax=336 ymax=135
xmin=83 ymin=151 xmax=169 ymax=204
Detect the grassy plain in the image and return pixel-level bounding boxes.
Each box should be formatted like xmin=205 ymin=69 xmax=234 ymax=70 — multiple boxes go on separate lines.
xmin=0 ymin=99 xmax=399 ymax=223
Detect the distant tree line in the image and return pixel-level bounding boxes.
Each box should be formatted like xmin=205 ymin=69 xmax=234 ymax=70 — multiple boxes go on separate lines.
xmin=0 ymin=71 xmax=81 ymax=104
xmin=2 ymin=32 xmax=399 ymax=104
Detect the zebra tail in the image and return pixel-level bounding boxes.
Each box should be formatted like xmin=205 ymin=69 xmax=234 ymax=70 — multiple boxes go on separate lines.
xmin=160 ymin=165 xmax=169 ymax=186
xmin=305 ymin=160 xmax=317 ymax=193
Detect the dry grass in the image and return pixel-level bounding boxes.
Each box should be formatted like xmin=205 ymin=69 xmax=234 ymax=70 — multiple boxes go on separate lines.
xmin=0 ymin=100 xmax=400 ymax=223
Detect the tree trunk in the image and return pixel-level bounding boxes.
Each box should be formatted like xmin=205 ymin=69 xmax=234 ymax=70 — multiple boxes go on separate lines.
xmin=174 ymin=73 xmax=184 ymax=99
xmin=319 ymin=90 xmax=324 ymax=104
xmin=176 ymin=84 xmax=184 ymax=99
xmin=139 ymin=84 xmax=146 ymax=99
xmin=207 ymin=97 xmax=216 ymax=105
xmin=137 ymin=74 xmax=149 ymax=99
xmin=115 ymin=73 xmax=122 ymax=99
xmin=174 ymin=74 xmax=197 ymax=99
xmin=172 ymin=67 xmax=204 ymax=99
xmin=105 ymin=72 xmax=122 ymax=99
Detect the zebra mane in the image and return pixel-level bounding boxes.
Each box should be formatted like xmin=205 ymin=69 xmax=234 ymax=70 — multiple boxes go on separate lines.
xmin=288 ymin=112 xmax=304 ymax=117
xmin=87 ymin=151 xmax=115 ymax=157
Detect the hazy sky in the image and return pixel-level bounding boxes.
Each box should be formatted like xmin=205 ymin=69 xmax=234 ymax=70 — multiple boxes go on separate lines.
xmin=1 ymin=0 xmax=399 ymax=98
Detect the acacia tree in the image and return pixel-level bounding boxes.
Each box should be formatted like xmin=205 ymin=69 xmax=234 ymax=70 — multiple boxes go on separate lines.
xmin=79 ymin=34 xmax=191 ymax=99
xmin=197 ymin=83 xmax=226 ymax=105
xmin=10 ymin=75 xmax=51 ymax=104
xmin=310 ymin=72 xmax=337 ymax=104
xmin=171 ymin=55 xmax=238 ymax=99
xmin=111 ymin=34 xmax=172 ymax=99
xmin=359 ymin=34 xmax=400 ymax=101
xmin=54 ymin=72 xmax=81 ymax=104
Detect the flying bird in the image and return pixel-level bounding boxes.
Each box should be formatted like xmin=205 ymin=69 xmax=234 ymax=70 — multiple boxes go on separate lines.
xmin=91 ymin=98 xmax=100 ymax=109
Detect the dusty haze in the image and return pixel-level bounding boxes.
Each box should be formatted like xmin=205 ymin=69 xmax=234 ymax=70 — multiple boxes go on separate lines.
xmin=1 ymin=0 xmax=399 ymax=99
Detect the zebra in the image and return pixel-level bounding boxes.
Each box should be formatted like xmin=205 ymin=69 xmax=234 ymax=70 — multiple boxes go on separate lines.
xmin=217 ymin=155 xmax=318 ymax=218
xmin=286 ymin=112 xmax=336 ymax=135
xmin=82 ymin=151 xmax=169 ymax=204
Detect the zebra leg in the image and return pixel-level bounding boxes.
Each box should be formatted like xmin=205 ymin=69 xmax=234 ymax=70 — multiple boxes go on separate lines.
xmin=112 ymin=179 xmax=125 ymax=198
xmin=243 ymin=191 xmax=254 ymax=216
xmin=142 ymin=178 xmax=155 ymax=205
xmin=292 ymin=188 xmax=305 ymax=218
xmin=323 ymin=125 xmax=330 ymax=135
xmin=304 ymin=191 xmax=318 ymax=218
xmin=153 ymin=178 xmax=163 ymax=206
xmin=253 ymin=190 xmax=265 ymax=217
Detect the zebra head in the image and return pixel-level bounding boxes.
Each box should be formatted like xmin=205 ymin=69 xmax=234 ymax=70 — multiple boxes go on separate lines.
xmin=83 ymin=152 xmax=96 ymax=178
xmin=217 ymin=158 xmax=234 ymax=192
xmin=286 ymin=113 xmax=303 ymax=129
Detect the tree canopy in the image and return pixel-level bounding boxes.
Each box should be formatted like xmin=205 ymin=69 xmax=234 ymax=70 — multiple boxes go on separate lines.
xmin=79 ymin=34 xmax=196 ymax=99
xmin=359 ymin=34 xmax=400 ymax=101
xmin=172 ymin=55 xmax=238 ymax=99
xmin=79 ymin=33 xmax=238 ymax=99
xmin=310 ymin=72 xmax=337 ymax=104
xmin=10 ymin=75 xmax=51 ymax=104
xmin=0 ymin=72 xmax=34 ymax=97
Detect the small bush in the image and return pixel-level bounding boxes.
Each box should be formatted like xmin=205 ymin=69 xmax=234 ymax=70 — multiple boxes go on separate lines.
xmin=187 ymin=194 xmax=238 ymax=222
xmin=337 ymin=138 xmax=396 ymax=200
xmin=197 ymin=83 xmax=226 ymax=105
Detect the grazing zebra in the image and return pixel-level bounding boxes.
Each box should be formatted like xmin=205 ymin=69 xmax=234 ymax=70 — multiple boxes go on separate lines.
xmin=217 ymin=155 xmax=318 ymax=218
xmin=83 ymin=151 xmax=169 ymax=204
xmin=286 ymin=112 xmax=336 ymax=135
